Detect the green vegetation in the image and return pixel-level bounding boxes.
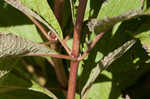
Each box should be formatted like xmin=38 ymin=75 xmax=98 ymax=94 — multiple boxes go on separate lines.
xmin=0 ymin=0 xmax=150 ymax=99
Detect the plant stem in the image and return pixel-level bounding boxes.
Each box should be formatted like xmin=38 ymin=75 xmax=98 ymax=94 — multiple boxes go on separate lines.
xmin=24 ymin=53 xmax=76 ymax=61
xmin=67 ymin=0 xmax=88 ymax=99
xmin=78 ymin=32 xmax=105 ymax=60
xmin=54 ymin=0 xmax=64 ymax=24
xmin=50 ymin=0 xmax=68 ymax=89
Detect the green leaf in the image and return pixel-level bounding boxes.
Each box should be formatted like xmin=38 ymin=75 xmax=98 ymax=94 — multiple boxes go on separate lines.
xmin=80 ymin=14 xmax=150 ymax=98
xmin=0 ymin=66 xmax=57 ymax=99
xmin=122 ymin=15 xmax=150 ymax=56
xmin=0 ymin=57 xmax=57 ymax=98
xmin=0 ymin=89 xmax=52 ymax=99
xmin=134 ymin=20 xmax=150 ymax=56
xmin=61 ymin=0 xmax=74 ymax=34
xmin=0 ymin=33 xmax=56 ymax=58
xmin=0 ymin=2 xmax=54 ymax=83
xmin=0 ymin=1 xmax=43 ymax=43
xmin=29 ymin=81 xmax=57 ymax=99
xmin=88 ymin=11 xmax=142 ymax=34
xmin=143 ymin=0 xmax=150 ymax=13
xmin=85 ymin=71 xmax=115 ymax=99
xmin=86 ymin=0 xmax=142 ymax=34
xmin=81 ymin=39 xmax=136 ymax=98
xmin=68 ymin=0 xmax=75 ymax=24
xmin=97 ymin=0 xmax=142 ymax=19
xmin=81 ymin=41 xmax=150 ymax=99
xmin=66 ymin=38 xmax=73 ymax=50
xmin=4 ymin=0 xmax=63 ymax=40
xmin=84 ymin=0 xmax=104 ymax=21
xmin=20 ymin=0 xmax=63 ymax=39
xmin=0 ymin=25 xmax=43 ymax=43
xmin=0 ymin=58 xmax=19 ymax=79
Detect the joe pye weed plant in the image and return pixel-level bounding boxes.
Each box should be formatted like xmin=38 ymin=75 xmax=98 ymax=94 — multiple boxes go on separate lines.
xmin=0 ymin=0 xmax=150 ymax=99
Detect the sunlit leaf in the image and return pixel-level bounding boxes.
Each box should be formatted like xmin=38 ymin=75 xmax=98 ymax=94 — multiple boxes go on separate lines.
xmin=0 ymin=1 xmax=43 ymax=43
xmin=4 ymin=0 xmax=63 ymax=40
xmin=20 ymin=0 xmax=63 ymax=39
xmin=97 ymin=0 xmax=142 ymax=19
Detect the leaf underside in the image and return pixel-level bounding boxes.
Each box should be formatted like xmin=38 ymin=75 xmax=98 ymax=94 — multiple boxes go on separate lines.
xmin=0 ymin=33 xmax=56 ymax=58
xmin=88 ymin=10 xmax=143 ymax=34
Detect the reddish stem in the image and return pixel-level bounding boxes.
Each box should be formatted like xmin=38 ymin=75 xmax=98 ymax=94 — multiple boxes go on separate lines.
xmin=67 ymin=0 xmax=88 ymax=99
xmin=24 ymin=53 xmax=76 ymax=61
xmin=54 ymin=0 xmax=64 ymax=24
xmin=78 ymin=32 xmax=105 ymax=60
xmin=50 ymin=0 xmax=68 ymax=89
xmin=67 ymin=61 xmax=79 ymax=99
xmin=141 ymin=0 xmax=145 ymax=9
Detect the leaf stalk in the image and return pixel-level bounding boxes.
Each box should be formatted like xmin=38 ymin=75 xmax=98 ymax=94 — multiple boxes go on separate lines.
xmin=78 ymin=32 xmax=105 ymax=60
